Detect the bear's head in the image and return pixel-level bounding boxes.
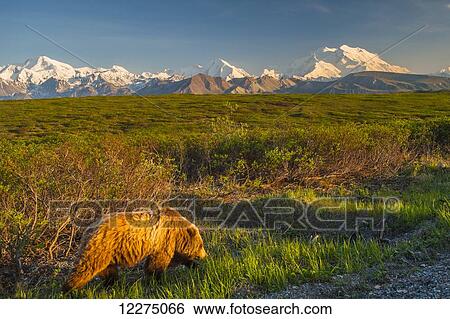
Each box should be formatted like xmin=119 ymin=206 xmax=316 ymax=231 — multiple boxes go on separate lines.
xmin=173 ymin=225 xmax=207 ymax=268
xmin=160 ymin=208 xmax=207 ymax=267
xmin=186 ymin=226 xmax=207 ymax=260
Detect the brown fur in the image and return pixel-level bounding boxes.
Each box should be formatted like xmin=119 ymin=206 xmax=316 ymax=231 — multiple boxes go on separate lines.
xmin=64 ymin=208 xmax=207 ymax=291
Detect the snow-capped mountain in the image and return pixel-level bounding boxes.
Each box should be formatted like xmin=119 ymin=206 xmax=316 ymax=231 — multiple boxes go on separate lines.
xmin=23 ymin=56 xmax=76 ymax=83
xmin=142 ymin=69 xmax=172 ymax=80
xmin=204 ymin=58 xmax=251 ymax=80
xmin=0 ymin=56 xmax=79 ymax=84
xmin=0 ymin=56 xmax=184 ymax=94
xmin=0 ymin=56 xmax=146 ymax=86
xmin=0 ymin=51 xmax=448 ymax=99
xmin=287 ymin=45 xmax=410 ymax=81
xmin=177 ymin=58 xmax=251 ymax=81
xmin=261 ymin=68 xmax=281 ymax=80
xmin=94 ymin=65 xmax=137 ymax=86
xmin=436 ymin=67 xmax=450 ymax=77
xmin=140 ymin=69 xmax=184 ymax=82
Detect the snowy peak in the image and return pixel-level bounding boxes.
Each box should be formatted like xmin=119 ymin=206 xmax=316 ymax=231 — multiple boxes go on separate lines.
xmin=204 ymin=58 xmax=251 ymax=80
xmin=261 ymin=68 xmax=281 ymax=80
xmin=178 ymin=58 xmax=251 ymax=81
xmin=74 ymin=67 xmax=96 ymax=77
xmin=23 ymin=55 xmax=73 ymax=71
xmin=21 ymin=56 xmax=77 ymax=83
xmin=140 ymin=69 xmax=183 ymax=81
xmin=110 ymin=65 xmax=130 ymax=72
xmin=0 ymin=56 xmax=78 ymax=84
xmin=437 ymin=66 xmax=450 ymax=77
xmin=96 ymin=65 xmax=137 ymax=86
xmin=288 ymin=45 xmax=410 ymax=80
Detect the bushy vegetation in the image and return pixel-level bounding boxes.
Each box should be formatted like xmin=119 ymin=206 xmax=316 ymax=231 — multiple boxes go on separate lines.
xmin=0 ymin=94 xmax=449 ymax=298
xmin=11 ymin=168 xmax=450 ymax=298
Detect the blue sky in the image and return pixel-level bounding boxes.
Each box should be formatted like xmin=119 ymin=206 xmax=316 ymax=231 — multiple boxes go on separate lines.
xmin=1 ymin=0 xmax=449 ymax=74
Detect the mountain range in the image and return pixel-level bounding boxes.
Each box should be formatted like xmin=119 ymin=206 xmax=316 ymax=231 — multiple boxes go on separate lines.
xmin=286 ymin=45 xmax=410 ymax=80
xmin=0 ymin=45 xmax=449 ymax=99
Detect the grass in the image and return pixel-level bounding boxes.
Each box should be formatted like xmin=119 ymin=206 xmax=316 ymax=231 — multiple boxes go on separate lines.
xmin=0 ymin=93 xmax=449 ymax=140
xmin=15 ymin=233 xmax=390 ymax=298
xmin=0 ymin=93 xmax=449 ymax=298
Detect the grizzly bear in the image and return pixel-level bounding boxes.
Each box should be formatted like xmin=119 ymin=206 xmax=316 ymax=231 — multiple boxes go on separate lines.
xmin=64 ymin=208 xmax=207 ymax=291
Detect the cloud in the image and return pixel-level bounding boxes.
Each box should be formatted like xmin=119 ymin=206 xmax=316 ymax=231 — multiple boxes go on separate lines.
xmin=447 ymin=3 xmax=450 ymax=9
xmin=307 ymin=0 xmax=331 ymax=14
xmin=311 ymin=4 xmax=331 ymax=13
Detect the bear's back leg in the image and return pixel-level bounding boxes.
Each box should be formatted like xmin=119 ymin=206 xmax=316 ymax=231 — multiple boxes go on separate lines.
xmin=64 ymin=247 xmax=114 ymax=292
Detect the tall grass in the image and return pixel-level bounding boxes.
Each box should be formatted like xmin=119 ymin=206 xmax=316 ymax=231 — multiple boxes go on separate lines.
xmin=14 ymin=231 xmax=391 ymax=299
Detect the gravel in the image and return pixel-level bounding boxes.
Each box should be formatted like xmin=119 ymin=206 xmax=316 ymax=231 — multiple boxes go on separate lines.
xmin=365 ymin=252 xmax=450 ymax=298
xmin=265 ymin=252 xmax=450 ymax=299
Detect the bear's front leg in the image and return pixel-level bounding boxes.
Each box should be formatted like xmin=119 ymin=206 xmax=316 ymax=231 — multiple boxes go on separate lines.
xmin=98 ymin=264 xmax=119 ymax=287
xmin=183 ymin=259 xmax=200 ymax=269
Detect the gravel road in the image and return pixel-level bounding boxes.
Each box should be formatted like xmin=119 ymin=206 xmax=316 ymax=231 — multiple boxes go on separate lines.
xmin=265 ymin=252 xmax=450 ymax=299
